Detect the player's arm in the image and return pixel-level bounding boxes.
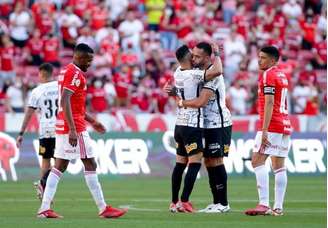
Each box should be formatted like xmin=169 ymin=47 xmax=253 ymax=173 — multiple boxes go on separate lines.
xmin=261 ymin=92 xmax=274 ymax=149
xmin=85 ymin=112 xmax=106 ymax=134
xmin=178 ymin=88 xmax=214 ymax=108
xmin=204 ymin=44 xmax=223 ymax=81
xmin=16 ymin=107 xmax=36 ymax=148
xmin=61 ymin=88 xmax=78 ymax=147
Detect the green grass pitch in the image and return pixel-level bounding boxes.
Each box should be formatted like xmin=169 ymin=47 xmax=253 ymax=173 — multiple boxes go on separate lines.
xmin=0 ymin=175 xmax=326 ymax=228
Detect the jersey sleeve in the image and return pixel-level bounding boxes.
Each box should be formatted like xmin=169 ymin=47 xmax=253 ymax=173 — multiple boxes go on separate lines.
xmin=62 ymin=68 xmax=81 ymax=93
xmin=27 ymin=88 xmax=39 ymax=109
xmin=191 ymin=69 xmax=206 ymax=83
xmin=203 ymin=77 xmax=218 ymax=92
xmin=263 ymin=70 xmax=276 ymax=95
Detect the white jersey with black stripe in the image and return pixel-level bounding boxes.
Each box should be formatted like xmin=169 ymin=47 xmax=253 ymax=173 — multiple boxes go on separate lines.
xmin=28 ymin=81 xmax=58 ymax=138
xmin=202 ymin=74 xmax=232 ymax=129
xmin=174 ymin=66 xmax=206 ymax=128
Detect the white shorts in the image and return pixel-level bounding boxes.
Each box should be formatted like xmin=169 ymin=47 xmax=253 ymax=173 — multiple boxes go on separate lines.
xmin=54 ymin=131 xmax=94 ymax=160
xmin=253 ymin=131 xmax=291 ymax=158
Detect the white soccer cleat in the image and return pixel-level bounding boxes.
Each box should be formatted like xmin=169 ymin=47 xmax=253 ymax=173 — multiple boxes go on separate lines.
xmin=205 ymin=203 xmax=231 ymax=213
xmin=272 ymin=208 xmax=284 ymax=216
xmin=198 ymin=204 xmax=216 ymax=213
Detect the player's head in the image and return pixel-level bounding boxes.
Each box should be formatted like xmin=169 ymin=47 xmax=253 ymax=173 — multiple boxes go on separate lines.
xmin=258 ymin=46 xmax=280 ymax=70
xmin=38 ymin=63 xmax=53 ymax=83
xmin=175 ymin=45 xmax=192 ymax=68
xmin=192 ymin=42 xmax=212 ymax=68
xmin=73 ymin=43 xmax=94 ymax=72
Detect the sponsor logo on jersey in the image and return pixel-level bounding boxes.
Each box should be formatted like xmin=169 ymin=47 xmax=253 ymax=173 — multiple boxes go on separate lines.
xmin=185 ymin=143 xmax=197 ymax=153
xmin=224 ymin=145 xmax=230 ymax=154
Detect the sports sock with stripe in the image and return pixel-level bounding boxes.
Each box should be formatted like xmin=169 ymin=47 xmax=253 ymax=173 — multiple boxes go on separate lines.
xmin=84 ymin=171 xmax=107 ymax=213
xmin=215 ymin=164 xmax=228 ymax=206
xmin=180 ymin=163 xmax=201 ymax=202
xmin=171 ymin=162 xmax=187 ymax=203
xmin=254 ymin=164 xmax=269 ymax=207
xmin=274 ymin=167 xmax=287 ymax=209
xmin=206 ymin=166 xmax=219 ymax=204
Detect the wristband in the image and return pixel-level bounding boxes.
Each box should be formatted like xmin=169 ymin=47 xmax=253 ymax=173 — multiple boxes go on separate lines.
xmin=19 ymin=131 xmax=24 ymax=136
xmin=214 ymin=51 xmax=220 ymax=57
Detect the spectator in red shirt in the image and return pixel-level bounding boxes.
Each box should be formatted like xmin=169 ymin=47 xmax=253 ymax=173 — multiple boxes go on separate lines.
xmin=113 ymin=65 xmax=132 ymax=107
xmin=0 ymin=34 xmax=15 ymax=90
xmin=159 ymin=5 xmax=179 ymax=51
xmin=130 ymin=85 xmax=151 ymax=113
xmin=88 ymin=79 xmax=108 ymax=112
xmin=232 ymin=5 xmax=250 ymax=39
xmin=311 ymin=33 xmax=327 ymax=69
xmin=26 ymin=28 xmax=43 ymax=66
xmin=42 ymin=33 xmax=60 ymax=68
xmin=66 ymin=0 xmax=93 ymax=18
xmin=300 ymin=11 xmax=317 ymax=49
xmin=90 ymin=0 xmax=110 ymax=31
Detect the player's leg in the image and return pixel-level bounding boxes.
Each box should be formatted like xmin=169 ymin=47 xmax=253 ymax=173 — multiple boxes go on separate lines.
xmin=271 ymin=156 xmax=287 ymax=216
xmin=80 ymin=132 xmax=126 ymax=218
xmin=179 ymin=151 xmax=202 ymax=212
xmin=245 ymin=131 xmax=271 ymax=216
xmin=170 ymin=154 xmax=187 ymax=212
xmin=38 ymin=158 xmax=69 ymax=218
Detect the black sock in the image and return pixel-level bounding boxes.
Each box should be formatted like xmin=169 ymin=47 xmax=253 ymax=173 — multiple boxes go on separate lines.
xmin=207 ymin=166 xmax=219 ymax=204
xmin=180 ymin=163 xmax=201 ymax=202
xmin=40 ymin=169 xmax=51 ymax=188
xmin=215 ymin=164 xmax=228 ymax=206
xmin=171 ymin=163 xmax=187 ymax=203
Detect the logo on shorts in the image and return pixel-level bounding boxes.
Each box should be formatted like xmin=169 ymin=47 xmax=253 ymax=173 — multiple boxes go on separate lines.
xmin=185 ymin=143 xmax=197 ymax=153
xmin=208 ymin=143 xmax=220 ymax=150
xmin=39 ymin=146 xmax=46 ymax=154
xmin=224 ymin=145 xmax=230 ymax=154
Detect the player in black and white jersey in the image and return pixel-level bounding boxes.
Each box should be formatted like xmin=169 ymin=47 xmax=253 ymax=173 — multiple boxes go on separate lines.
xmin=16 ymin=63 xmax=58 ymax=201
xmin=170 ymin=44 xmax=223 ymax=213
xmin=177 ymin=42 xmax=232 ymax=213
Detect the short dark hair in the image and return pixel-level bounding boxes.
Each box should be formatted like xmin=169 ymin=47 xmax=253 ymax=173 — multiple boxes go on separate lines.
xmin=74 ymin=43 xmax=94 ymax=54
xmin=39 ymin=63 xmax=53 ymax=77
xmin=196 ymin=42 xmax=212 ymax=56
xmin=260 ymin=46 xmax=280 ymax=61
xmin=175 ymin=45 xmax=190 ymax=62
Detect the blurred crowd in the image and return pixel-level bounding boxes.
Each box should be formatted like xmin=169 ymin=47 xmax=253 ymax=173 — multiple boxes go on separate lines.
xmin=0 ymin=0 xmax=326 ymax=115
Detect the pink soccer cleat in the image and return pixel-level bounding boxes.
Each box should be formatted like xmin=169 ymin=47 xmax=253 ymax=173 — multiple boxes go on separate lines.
xmin=169 ymin=202 xmax=178 ymax=213
xmin=99 ymin=205 xmax=127 ymax=218
xmin=37 ymin=209 xmax=63 ymax=218
xmin=177 ymin=201 xmax=195 ymax=213
xmin=245 ymin=204 xmax=272 ymax=216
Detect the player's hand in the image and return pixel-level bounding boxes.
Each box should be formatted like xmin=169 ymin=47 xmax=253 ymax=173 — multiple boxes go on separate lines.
xmin=260 ymin=130 xmax=271 ymax=153
xmin=69 ymin=129 xmax=78 ymax=147
xmin=16 ymin=135 xmax=23 ymax=148
xmin=211 ymin=43 xmax=219 ymax=53
xmin=92 ymin=121 xmax=106 ymax=134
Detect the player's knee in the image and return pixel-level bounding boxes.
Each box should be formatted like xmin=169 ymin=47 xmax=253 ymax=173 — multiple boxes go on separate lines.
xmin=188 ymin=151 xmax=202 ymax=163
xmin=83 ymin=159 xmax=97 ymax=171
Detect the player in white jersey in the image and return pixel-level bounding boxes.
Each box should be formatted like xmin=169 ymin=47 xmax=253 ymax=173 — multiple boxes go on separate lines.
xmin=170 ymin=44 xmax=223 ymax=213
xmin=16 ymin=63 xmax=58 ymax=200
xmin=177 ymin=42 xmax=232 ymax=213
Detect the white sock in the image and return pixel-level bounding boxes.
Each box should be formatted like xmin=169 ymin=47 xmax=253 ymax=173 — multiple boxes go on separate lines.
xmin=254 ymin=165 xmax=269 ymax=207
xmin=274 ymin=167 xmax=287 ymax=210
xmin=84 ymin=171 xmax=107 ymax=212
xmin=38 ymin=168 xmax=62 ymax=213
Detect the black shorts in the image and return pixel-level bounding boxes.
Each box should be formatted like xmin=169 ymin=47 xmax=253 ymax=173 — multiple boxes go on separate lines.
xmin=39 ymin=138 xmax=55 ymax=159
xmin=174 ymin=125 xmax=204 ymax=157
xmin=203 ymin=126 xmax=232 ymax=158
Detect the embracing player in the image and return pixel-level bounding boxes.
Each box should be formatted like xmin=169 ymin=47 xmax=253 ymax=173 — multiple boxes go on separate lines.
xmin=245 ymin=46 xmax=291 ymax=216
xmin=16 ymin=63 xmax=57 ymax=200
xmin=169 ymin=44 xmax=222 ymax=213
xmin=177 ymin=42 xmax=232 ymax=213
xmin=37 ymin=43 xmax=127 ymax=219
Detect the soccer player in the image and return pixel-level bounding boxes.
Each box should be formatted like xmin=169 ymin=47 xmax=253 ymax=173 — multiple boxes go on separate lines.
xmin=16 ymin=63 xmax=57 ymax=200
xmin=177 ymin=42 xmax=232 ymax=213
xmin=37 ymin=43 xmax=127 ymax=219
xmin=245 ymin=46 xmax=291 ymax=216
xmin=169 ymin=44 xmax=223 ymax=213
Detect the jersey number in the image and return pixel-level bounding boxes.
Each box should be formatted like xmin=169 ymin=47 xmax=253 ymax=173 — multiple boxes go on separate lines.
xmin=280 ymin=88 xmax=288 ymax=114
xmin=44 ymin=99 xmax=59 ymax=119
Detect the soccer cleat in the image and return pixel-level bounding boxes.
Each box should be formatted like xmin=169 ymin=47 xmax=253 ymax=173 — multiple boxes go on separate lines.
xmin=207 ymin=203 xmax=231 ymax=213
xmin=99 ymin=205 xmax=127 ymax=218
xmin=37 ymin=209 xmax=63 ymax=218
xmin=177 ymin=201 xmax=195 ymax=213
xmin=245 ymin=204 xmax=272 ymax=216
xmin=169 ymin=202 xmax=178 ymax=213
xmin=198 ymin=203 xmax=216 ymax=213
xmin=33 ymin=181 xmax=44 ymax=201
xmin=272 ymin=208 xmax=284 ymax=216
